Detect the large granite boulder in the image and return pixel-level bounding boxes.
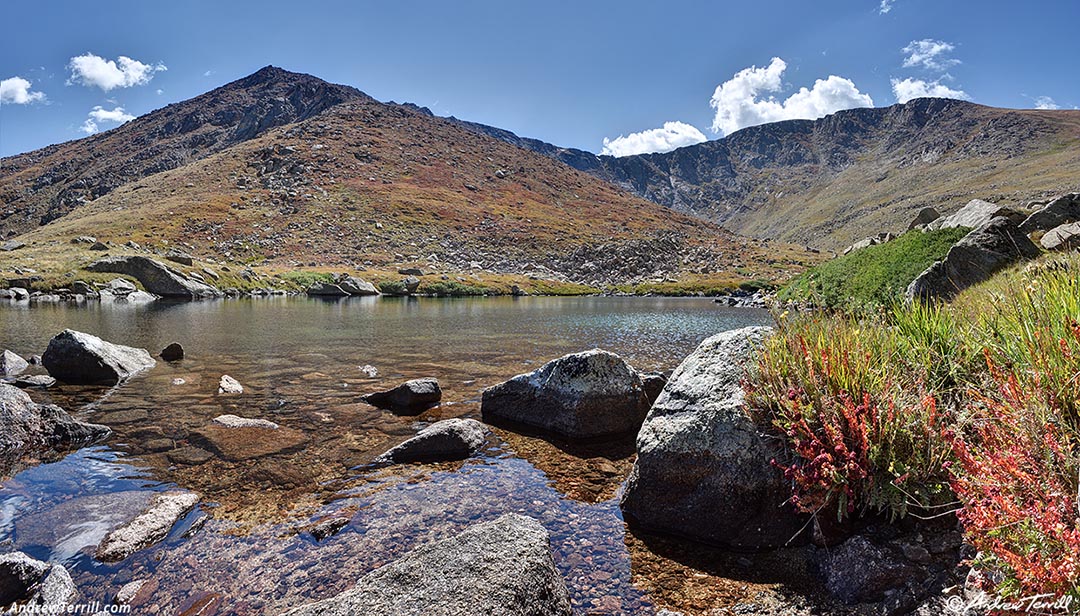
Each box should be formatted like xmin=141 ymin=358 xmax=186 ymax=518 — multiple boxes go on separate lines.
xmin=1019 ymin=193 xmax=1080 ymax=234
xmin=621 ymin=327 xmax=807 ymax=549
xmin=0 ymin=384 xmax=110 ymax=472
xmin=42 ymin=329 xmax=156 ymax=385
xmin=0 ymin=350 xmax=28 ymax=376
xmin=906 ymin=217 xmax=1041 ymax=302
xmin=281 ymin=514 xmax=571 ymax=616
xmin=481 ymin=349 xmax=650 ymax=438
xmin=363 ymin=378 xmax=442 ymax=414
xmin=86 ymin=256 xmax=222 ymax=298
xmin=96 ymin=490 xmax=200 ymax=562
xmin=307 ymin=282 xmax=350 ymax=297
xmin=337 ymin=275 xmax=379 ymax=296
xmin=375 ymin=418 xmax=490 ymax=464
xmin=934 ymin=199 xmax=1026 ymax=230
xmin=1040 ymin=221 xmax=1080 ymax=251
xmin=0 ymin=551 xmax=78 ymax=609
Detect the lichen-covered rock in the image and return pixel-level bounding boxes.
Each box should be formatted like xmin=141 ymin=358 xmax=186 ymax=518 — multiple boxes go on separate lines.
xmin=363 ymin=378 xmax=442 ymax=413
xmin=934 ymin=199 xmax=1026 ymax=229
xmin=621 ymin=327 xmax=807 ymax=549
xmin=336 ymin=275 xmax=379 ymax=296
xmin=96 ymin=490 xmax=201 ymax=562
xmin=281 ymin=514 xmax=571 ymax=616
xmin=906 ymin=217 xmax=1040 ymax=301
xmin=375 ymin=418 xmax=489 ymax=464
xmin=1019 ymin=193 xmax=1080 ymax=234
xmin=0 ymin=551 xmax=78 ymax=609
xmin=86 ymin=256 xmax=222 ymax=298
xmin=42 ymin=329 xmax=156 ymax=385
xmin=217 ymin=374 xmax=243 ymax=394
xmin=481 ymin=349 xmax=650 ymax=438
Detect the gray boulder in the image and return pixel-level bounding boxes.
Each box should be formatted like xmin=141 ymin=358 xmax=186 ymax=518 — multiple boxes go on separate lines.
xmin=1019 ymin=193 xmax=1080 ymax=234
xmin=814 ymin=536 xmax=919 ymax=604
xmin=1040 ymin=221 xmax=1080 ymax=251
xmin=375 ymin=418 xmax=490 ymax=464
xmin=12 ymin=375 xmax=57 ymax=389
xmin=42 ymin=329 xmax=156 ymax=385
xmin=307 ymin=282 xmax=350 ymax=297
xmin=363 ymin=378 xmax=442 ymax=413
xmin=0 ymin=551 xmax=78 ymax=609
xmin=481 ymin=349 xmax=650 ymax=438
xmin=621 ymin=327 xmax=807 ymax=549
xmin=907 ymin=207 xmax=941 ymax=230
xmin=935 ymin=198 xmax=1026 ymax=229
xmin=0 ymin=350 xmax=28 ymax=376
xmin=640 ymin=372 xmax=667 ymax=405
xmin=403 ymin=276 xmax=421 ymax=293
xmin=86 ymin=256 xmax=221 ymax=298
xmin=906 ymin=217 xmax=1041 ymax=302
xmin=9 ymin=288 xmax=29 ymax=301
xmin=337 ymin=275 xmax=379 ymax=296
xmin=159 ymin=343 xmax=184 ymax=362
xmin=165 ymin=251 xmax=194 ymax=266
xmin=281 ymin=514 xmax=571 ymax=616
xmin=0 ymin=241 xmax=25 ymax=252
xmin=96 ymin=490 xmax=200 ymax=562
xmin=0 ymin=384 xmax=110 ymax=465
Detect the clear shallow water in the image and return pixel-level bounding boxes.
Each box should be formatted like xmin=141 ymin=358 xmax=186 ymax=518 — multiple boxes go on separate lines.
xmin=0 ymin=296 xmax=774 ymax=615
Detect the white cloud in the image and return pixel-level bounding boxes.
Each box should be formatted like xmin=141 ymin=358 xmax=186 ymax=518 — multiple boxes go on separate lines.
xmin=891 ymin=78 xmax=970 ymax=103
xmin=879 ymin=0 xmax=896 ymax=13
xmin=67 ymin=53 xmax=166 ymax=91
xmin=156 ymin=88 xmax=163 ymax=95
xmin=901 ymin=39 xmax=960 ymax=72
xmin=1034 ymin=96 xmax=1060 ymax=110
xmin=601 ymin=121 xmax=707 ymax=157
xmin=708 ymin=57 xmax=873 ymax=136
xmin=203 ymin=70 xmax=214 ymax=77
xmin=80 ymin=105 xmax=136 ymax=134
xmin=0 ymin=76 xmax=46 ymax=104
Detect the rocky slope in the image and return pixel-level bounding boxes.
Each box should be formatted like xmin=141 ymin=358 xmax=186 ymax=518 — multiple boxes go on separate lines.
xmin=455 ymin=99 xmax=1080 ymax=250
xmin=0 ymin=68 xmax=810 ymax=288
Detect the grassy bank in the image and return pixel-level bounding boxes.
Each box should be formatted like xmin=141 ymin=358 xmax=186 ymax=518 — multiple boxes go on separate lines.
xmin=747 ymin=252 xmax=1080 ymax=601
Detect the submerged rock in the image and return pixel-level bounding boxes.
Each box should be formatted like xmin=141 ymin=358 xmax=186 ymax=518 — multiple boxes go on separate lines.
xmin=96 ymin=490 xmax=201 ymax=562
xmin=217 ymin=375 xmax=244 ymax=394
xmin=481 ymin=349 xmax=650 ymax=438
xmin=189 ymin=424 xmax=306 ymax=461
xmin=86 ymin=256 xmax=222 ymax=298
xmin=282 ymin=514 xmax=571 ymax=616
xmin=906 ymin=217 xmax=1040 ymax=301
xmin=212 ymin=414 xmax=279 ymax=429
xmin=308 ymin=517 xmax=350 ymax=541
xmin=0 ymin=551 xmax=78 ymax=609
xmin=159 ymin=343 xmax=185 ymax=362
xmin=375 ymin=418 xmax=490 ymax=464
xmin=362 ymin=378 xmax=442 ymax=413
xmin=42 ymin=329 xmax=156 ymax=385
xmin=0 ymin=350 xmax=28 ymax=376
xmin=621 ymin=327 xmax=807 ymax=549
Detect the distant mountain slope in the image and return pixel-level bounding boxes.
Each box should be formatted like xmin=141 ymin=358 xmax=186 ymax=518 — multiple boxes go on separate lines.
xmin=0 ymin=67 xmax=810 ymax=287
xmin=454 ymin=99 xmax=1080 ymax=250
xmin=0 ymin=66 xmax=365 ymax=235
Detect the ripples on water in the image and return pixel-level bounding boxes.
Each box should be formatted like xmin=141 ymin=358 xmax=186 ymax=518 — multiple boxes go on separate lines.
xmin=0 ymin=297 xmax=773 ymax=615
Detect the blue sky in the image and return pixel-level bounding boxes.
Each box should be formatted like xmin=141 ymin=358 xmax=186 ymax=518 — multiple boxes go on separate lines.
xmin=1 ymin=0 xmax=1078 ymax=157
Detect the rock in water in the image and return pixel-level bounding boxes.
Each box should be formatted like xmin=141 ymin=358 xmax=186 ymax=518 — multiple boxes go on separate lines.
xmin=906 ymin=217 xmax=1040 ymax=302
xmin=281 ymin=514 xmax=572 ymax=616
xmin=375 ymin=418 xmax=489 ymax=464
xmin=86 ymin=256 xmax=222 ymax=298
xmin=0 ymin=384 xmax=109 ymax=459
xmin=0 ymin=350 xmax=28 ymax=376
xmin=306 ymin=282 xmax=350 ymax=297
xmin=362 ymin=378 xmax=441 ymax=413
xmin=159 ymin=343 xmax=184 ymax=362
xmin=481 ymin=349 xmax=650 ymax=438
xmin=621 ymin=327 xmax=807 ymax=549
xmin=217 ymin=375 xmax=243 ymax=394
xmin=0 ymin=551 xmax=78 ymax=609
xmin=337 ymin=275 xmax=379 ymax=296
xmin=212 ymin=414 xmax=278 ymax=429
xmin=96 ymin=491 xmax=200 ymax=562
xmin=12 ymin=375 xmax=56 ymax=389
xmin=42 ymin=329 xmax=156 ymax=385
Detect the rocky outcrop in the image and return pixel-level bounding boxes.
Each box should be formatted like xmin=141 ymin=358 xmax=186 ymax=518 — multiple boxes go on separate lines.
xmin=363 ymin=378 xmax=442 ymax=413
xmin=1019 ymin=193 xmax=1080 ymax=234
xmin=0 ymin=350 xmax=28 ymax=376
xmin=1040 ymin=221 xmax=1080 ymax=251
xmin=96 ymin=490 xmax=201 ymax=562
xmin=933 ymin=199 xmax=1026 ymax=230
xmin=0 ymin=551 xmax=78 ymax=609
xmin=906 ymin=217 xmax=1041 ymax=301
xmin=0 ymin=384 xmax=110 ymax=469
xmin=86 ymin=256 xmax=222 ymax=298
xmin=621 ymin=327 xmax=807 ymax=549
xmin=42 ymin=329 xmax=156 ymax=385
xmin=481 ymin=349 xmax=650 ymax=438
xmin=375 ymin=418 xmax=490 ymax=464
xmin=281 ymin=514 xmax=571 ymax=616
